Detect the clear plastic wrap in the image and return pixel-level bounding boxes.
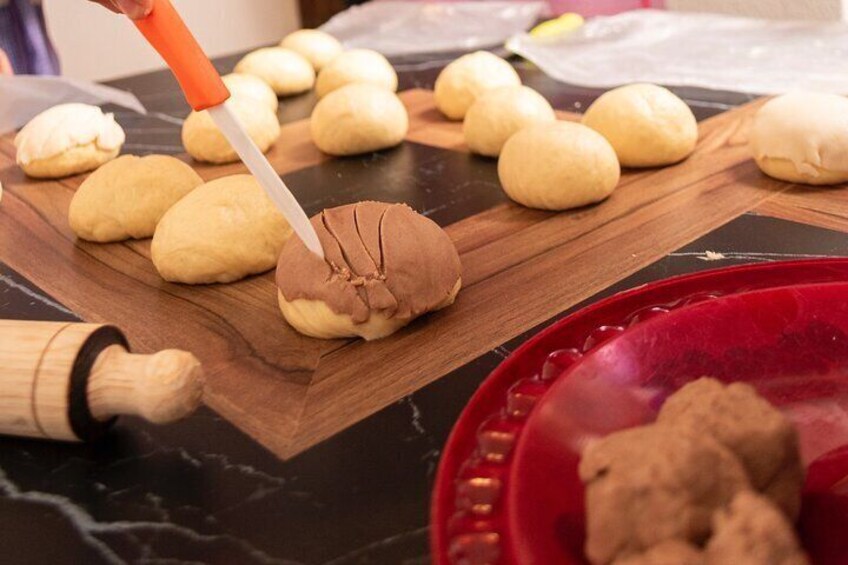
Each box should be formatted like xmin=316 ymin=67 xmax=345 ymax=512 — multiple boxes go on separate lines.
xmin=507 ymin=9 xmax=848 ymax=94
xmin=321 ymin=1 xmax=546 ymax=57
xmin=0 ymin=75 xmax=145 ymax=134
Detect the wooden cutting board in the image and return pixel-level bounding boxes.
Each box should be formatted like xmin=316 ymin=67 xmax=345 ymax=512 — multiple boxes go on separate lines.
xmin=0 ymin=89 xmax=815 ymax=459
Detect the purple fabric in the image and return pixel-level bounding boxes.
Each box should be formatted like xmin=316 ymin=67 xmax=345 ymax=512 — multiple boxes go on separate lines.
xmin=0 ymin=0 xmax=59 ymax=75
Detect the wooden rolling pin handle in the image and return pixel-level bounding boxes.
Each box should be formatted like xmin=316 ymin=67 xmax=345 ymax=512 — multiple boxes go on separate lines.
xmin=87 ymin=345 xmax=204 ymax=424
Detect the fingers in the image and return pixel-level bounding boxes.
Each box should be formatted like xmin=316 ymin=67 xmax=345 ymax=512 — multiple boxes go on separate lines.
xmin=88 ymin=0 xmax=153 ymax=19
xmin=113 ymin=0 xmax=154 ymax=19
xmin=0 ymin=49 xmax=13 ymax=75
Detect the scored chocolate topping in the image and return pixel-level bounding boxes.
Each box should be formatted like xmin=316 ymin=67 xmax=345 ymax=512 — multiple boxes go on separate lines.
xmin=276 ymin=202 xmax=462 ymax=324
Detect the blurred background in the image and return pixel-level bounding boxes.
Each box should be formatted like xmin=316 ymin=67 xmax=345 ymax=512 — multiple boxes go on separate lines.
xmin=35 ymin=0 xmax=848 ymax=81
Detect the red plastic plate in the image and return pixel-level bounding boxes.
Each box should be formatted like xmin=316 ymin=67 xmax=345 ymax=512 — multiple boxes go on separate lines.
xmin=432 ymin=259 xmax=848 ymax=565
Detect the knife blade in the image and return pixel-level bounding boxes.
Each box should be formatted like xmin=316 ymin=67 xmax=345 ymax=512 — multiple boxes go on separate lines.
xmin=131 ymin=0 xmax=324 ymax=258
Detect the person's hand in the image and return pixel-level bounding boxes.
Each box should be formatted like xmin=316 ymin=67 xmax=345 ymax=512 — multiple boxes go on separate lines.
xmin=90 ymin=0 xmax=154 ymax=19
xmin=0 ymin=49 xmax=13 ymax=75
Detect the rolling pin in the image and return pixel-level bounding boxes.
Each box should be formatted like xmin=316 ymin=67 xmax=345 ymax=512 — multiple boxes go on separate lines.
xmin=0 ymin=320 xmax=204 ymax=441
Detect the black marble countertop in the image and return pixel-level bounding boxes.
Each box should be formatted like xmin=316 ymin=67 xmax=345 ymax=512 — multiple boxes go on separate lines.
xmin=2 ymin=48 xmax=845 ymax=565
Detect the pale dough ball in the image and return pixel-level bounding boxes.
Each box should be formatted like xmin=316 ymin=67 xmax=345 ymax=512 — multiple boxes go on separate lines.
xmin=315 ymin=49 xmax=397 ymax=99
xmin=182 ymin=98 xmax=280 ymax=164
xmin=311 ymin=84 xmax=408 ymax=156
xmin=582 ymin=84 xmax=697 ymax=168
xmin=276 ymin=202 xmax=462 ymax=341
xmin=69 ymin=155 xmax=203 ymax=242
xmin=280 ymin=29 xmax=343 ymax=71
xmin=234 ymin=47 xmax=315 ymax=96
xmin=151 ymin=174 xmax=292 ymax=284
xmin=463 ymin=85 xmax=556 ymax=157
xmin=222 ymin=73 xmax=278 ymax=113
xmin=750 ymin=91 xmax=848 ymax=185
xmin=434 ymin=51 xmax=521 ymax=121
xmin=15 ymin=103 xmax=125 ymax=179
xmin=498 ymin=121 xmax=620 ymax=210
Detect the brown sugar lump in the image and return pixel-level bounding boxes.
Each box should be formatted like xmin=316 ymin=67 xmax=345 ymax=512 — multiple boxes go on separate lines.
xmin=657 ymin=377 xmax=804 ymax=520
xmin=578 ymin=425 xmax=750 ymax=564
xmin=706 ymin=491 xmax=809 ymax=565
xmin=613 ymin=541 xmax=704 ymax=565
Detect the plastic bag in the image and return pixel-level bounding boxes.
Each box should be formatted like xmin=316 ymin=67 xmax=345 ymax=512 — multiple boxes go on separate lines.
xmin=321 ymin=1 xmax=546 ymax=57
xmin=507 ymin=9 xmax=848 ymax=94
xmin=0 ymin=75 xmax=145 ymax=134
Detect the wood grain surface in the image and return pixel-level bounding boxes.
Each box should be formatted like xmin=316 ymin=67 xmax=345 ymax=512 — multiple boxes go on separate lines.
xmin=0 ymin=90 xmax=817 ymax=459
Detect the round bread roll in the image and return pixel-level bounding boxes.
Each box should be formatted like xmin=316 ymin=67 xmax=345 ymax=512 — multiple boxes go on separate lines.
xmin=582 ymin=83 xmax=698 ymax=168
xmin=579 ymin=425 xmax=750 ymax=565
xmin=276 ymin=201 xmax=462 ymax=341
xmin=434 ymin=51 xmax=521 ymax=121
xmin=614 ymin=541 xmax=704 ymax=565
xmin=15 ymin=103 xmax=125 ymax=179
xmin=498 ymin=121 xmax=620 ymax=210
xmin=280 ymin=29 xmax=343 ymax=71
xmin=234 ymin=47 xmax=315 ymax=96
xmin=152 ymin=174 xmax=292 ymax=284
xmin=182 ymin=98 xmax=280 ymax=164
xmin=463 ymin=85 xmax=556 ymax=157
xmin=750 ymin=91 xmax=848 ymax=185
xmin=222 ymin=73 xmax=278 ymax=112
xmin=315 ymin=49 xmax=397 ymax=99
xmin=311 ymin=84 xmax=408 ymax=156
xmin=69 ymin=155 xmax=203 ymax=242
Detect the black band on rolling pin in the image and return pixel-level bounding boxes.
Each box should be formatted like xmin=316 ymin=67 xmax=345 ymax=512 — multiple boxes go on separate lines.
xmin=68 ymin=325 xmax=129 ymax=441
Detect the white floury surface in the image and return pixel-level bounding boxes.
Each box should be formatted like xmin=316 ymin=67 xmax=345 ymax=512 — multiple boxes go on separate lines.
xmin=667 ymin=0 xmax=848 ymax=21
xmin=507 ymin=10 xmax=848 ymax=94
xmin=44 ymin=0 xmax=300 ymax=81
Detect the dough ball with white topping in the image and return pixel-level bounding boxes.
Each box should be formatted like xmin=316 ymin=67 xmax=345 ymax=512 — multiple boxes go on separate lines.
xmin=750 ymin=91 xmax=848 ymax=185
xmin=15 ymin=103 xmax=125 ymax=178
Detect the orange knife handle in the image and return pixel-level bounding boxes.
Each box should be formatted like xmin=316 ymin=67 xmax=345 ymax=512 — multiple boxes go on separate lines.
xmin=133 ymin=0 xmax=229 ymax=111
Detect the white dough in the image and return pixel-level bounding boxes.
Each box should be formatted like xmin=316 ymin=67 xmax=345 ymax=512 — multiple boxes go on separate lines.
xmin=222 ymin=73 xmax=278 ymax=112
xmin=234 ymin=47 xmax=315 ymax=96
xmin=582 ymin=83 xmax=698 ymax=168
xmin=315 ymin=49 xmax=397 ymax=99
xmin=69 ymin=154 xmax=203 ymax=242
xmin=750 ymin=91 xmax=848 ymax=185
xmin=498 ymin=121 xmax=620 ymax=210
xmin=151 ymin=174 xmax=292 ymax=284
xmin=280 ymin=29 xmax=343 ymax=71
xmin=311 ymin=84 xmax=408 ymax=156
xmin=15 ymin=103 xmax=125 ymax=178
xmin=434 ymin=51 xmax=521 ymax=121
xmin=463 ymin=86 xmax=556 ymax=157
xmin=182 ymin=97 xmax=280 ymax=164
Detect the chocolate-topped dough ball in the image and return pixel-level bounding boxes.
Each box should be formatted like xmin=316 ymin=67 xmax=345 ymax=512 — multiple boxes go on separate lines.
xmin=658 ymin=377 xmax=803 ymax=520
xmin=579 ymin=425 xmax=750 ymax=565
xmin=276 ymin=202 xmax=462 ymax=340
